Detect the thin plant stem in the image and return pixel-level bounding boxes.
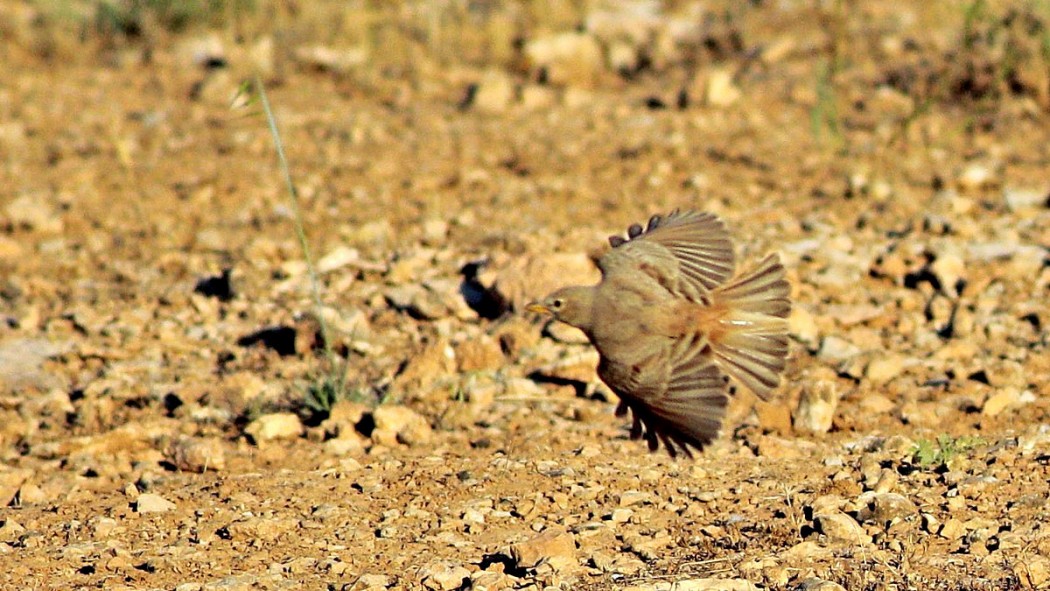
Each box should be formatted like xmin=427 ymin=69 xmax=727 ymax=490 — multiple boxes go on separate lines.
xmin=254 ymin=76 xmax=337 ymax=371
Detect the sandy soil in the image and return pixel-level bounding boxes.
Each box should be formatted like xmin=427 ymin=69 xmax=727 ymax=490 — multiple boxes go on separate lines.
xmin=1 ymin=2 xmax=1049 ymax=590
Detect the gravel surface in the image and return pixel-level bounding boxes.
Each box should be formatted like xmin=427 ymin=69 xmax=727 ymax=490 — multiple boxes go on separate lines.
xmin=1 ymin=2 xmax=1048 ymax=589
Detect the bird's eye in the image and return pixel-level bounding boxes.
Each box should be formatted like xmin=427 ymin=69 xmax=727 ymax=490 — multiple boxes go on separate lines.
xmin=551 ymin=298 xmax=564 ymax=309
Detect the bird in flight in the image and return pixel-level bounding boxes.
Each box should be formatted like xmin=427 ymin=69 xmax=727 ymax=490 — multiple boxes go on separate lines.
xmin=528 ymin=210 xmax=791 ymax=457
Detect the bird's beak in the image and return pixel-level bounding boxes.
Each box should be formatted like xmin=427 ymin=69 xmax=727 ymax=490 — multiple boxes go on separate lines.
xmin=526 ymin=302 xmax=551 ymax=315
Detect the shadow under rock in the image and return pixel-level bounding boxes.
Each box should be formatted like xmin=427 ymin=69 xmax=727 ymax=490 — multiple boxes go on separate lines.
xmin=459 ymin=260 xmax=508 ymax=320
xmin=236 ymin=325 xmax=297 ymax=356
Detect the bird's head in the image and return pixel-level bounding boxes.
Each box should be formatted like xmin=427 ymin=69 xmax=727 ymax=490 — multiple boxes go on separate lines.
xmin=526 ymin=285 xmax=595 ymax=331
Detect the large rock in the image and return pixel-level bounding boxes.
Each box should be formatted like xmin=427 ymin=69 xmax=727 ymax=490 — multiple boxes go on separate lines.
xmin=813 ymin=512 xmax=870 ymax=544
xmin=136 ymin=493 xmax=177 ymax=514
xmin=5 ymin=193 xmax=64 ymax=233
xmin=389 ymin=338 xmax=456 ymax=401
xmin=167 ymin=437 xmax=226 ymax=472
xmin=510 ymin=528 xmax=578 ymax=572
xmin=454 ymin=334 xmax=505 ymax=372
xmin=0 ymin=338 xmax=70 ymax=391
xmin=483 ymin=252 xmax=601 ymax=312
xmin=245 ymin=413 xmax=303 ymax=443
xmin=524 ymin=32 xmax=604 ymax=88
xmin=529 ymin=348 xmax=600 ymax=384
xmin=372 ymin=405 xmax=432 ymax=447
xmin=854 ymin=492 xmax=917 ymax=526
xmin=419 ymin=561 xmax=470 ymax=591
xmin=793 ymin=368 xmax=839 ymax=434
xmin=471 ymin=69 xmax=516 ymax=113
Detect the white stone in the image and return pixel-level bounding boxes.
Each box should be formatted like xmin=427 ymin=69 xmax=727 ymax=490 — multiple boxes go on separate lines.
xmin=794 ymin=371 xmax=839 ymax=434
xmin=136 ymin=493 xmax=176 ymax=514
xmin=706 ymin=68 xmax=742 ymax=107
xmin=1003 ymin=187 xmax=1047 ymax=211
xmin=472 ymin=69 xmax=515 ymax=113
xmin=245 ymin=413 xmax=303 ymax=443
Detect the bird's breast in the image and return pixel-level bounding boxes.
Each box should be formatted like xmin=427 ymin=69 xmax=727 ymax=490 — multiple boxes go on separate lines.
xmin=591 ymin=286 xmax=673 ymax=342
xmin=589 ymin=282 xmax=681 ymax=375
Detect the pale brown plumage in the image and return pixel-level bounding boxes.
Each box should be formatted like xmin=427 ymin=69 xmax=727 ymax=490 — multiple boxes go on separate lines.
xmin=529 ymin=210 xmax=791 ymax=457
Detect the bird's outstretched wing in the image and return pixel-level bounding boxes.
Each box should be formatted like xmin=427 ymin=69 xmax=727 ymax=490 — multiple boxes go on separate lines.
xmin=598 ymin=210 xmax=736 ymax=299
xmin=605 ymin=333 xmax=731 ymax=458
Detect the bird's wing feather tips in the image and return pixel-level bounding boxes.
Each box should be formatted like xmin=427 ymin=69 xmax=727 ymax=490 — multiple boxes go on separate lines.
xmin=601 ymin=210 xmax=736 ymax=295
xmin=613 ymin=342 xmax=730 ymax=458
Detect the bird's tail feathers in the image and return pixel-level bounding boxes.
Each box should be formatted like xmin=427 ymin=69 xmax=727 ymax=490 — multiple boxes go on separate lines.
xmin=708 ymin=253 xmax=791 ymax=399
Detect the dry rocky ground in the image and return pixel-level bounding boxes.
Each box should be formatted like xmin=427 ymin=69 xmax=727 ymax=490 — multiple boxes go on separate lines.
xmin=1 ymin=1 xmax=1049 ymax=590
